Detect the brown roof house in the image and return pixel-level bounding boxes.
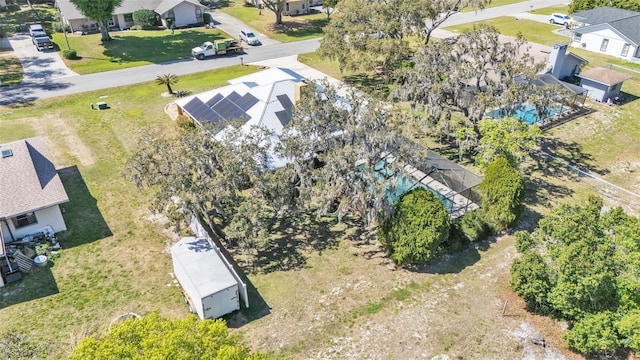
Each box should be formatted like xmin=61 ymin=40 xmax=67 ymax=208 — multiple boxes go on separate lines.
xmin=0 ymin=137 xmax=69 ymax=243
xmin=56 ymin=0 xmax=206 ymax=33
xmin=578 ymin=67 xmax=632 ymax=102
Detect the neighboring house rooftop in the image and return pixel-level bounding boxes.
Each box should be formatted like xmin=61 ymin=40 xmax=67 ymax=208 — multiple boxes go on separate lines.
xmin=577 ymin=67 xmax=632 ymax=85
xmin=56 ymin=0 xmax=203 ymax=20
xmin=572 ymin=6 xmax=640 ymax=46
xmin=0 ymin=137 xmax=69 ymax=219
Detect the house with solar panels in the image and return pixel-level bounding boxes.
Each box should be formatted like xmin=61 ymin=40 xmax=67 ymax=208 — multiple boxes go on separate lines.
xmin=172 ymin=67 xmax=310 ymax=168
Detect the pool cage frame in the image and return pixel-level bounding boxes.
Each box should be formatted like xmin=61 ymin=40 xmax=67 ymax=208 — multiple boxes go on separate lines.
xmin=376 ymin=139 xmax=483 ymax=219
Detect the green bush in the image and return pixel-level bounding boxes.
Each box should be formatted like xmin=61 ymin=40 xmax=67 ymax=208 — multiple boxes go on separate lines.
xmin=176 ymin=115 xmax=195 ymax=130
xmin=378 ymin=187 xmax=450 ymax=266
xmin=132 ymin=9 xmax=157 ymax=26
xmin=62 ymin=49 xmax=78 ymax=60
xmin=203 ymin=13 xmax=212 ymax=24
xmin=454 ymin=209 xmax=489 ymax=242
xmin=478 ymin=157 xmax=524 ymax=232
xmin=130 ymin=25 xmax=142 ymax=30
xmin=52 ymin=22 xmax=71 ymax=33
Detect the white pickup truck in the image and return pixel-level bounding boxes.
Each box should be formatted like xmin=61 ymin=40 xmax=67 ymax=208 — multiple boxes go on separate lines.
xmin=191 ymin=39 xmax=243 ymax=60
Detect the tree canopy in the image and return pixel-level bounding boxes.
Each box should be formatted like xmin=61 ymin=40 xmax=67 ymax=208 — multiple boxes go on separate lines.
xmin=510 ymin=197 xmax=640 ymax=355
xmin=378 ymin=187 xmax=450 ymax=266
xmin=70 ymin=312 xmax=263 ymax=360
xmin=70 ymin=0 xmax=123 ymax=41
xmin=132 ymin=9 xmax=157 ymax=26
xmin=475 ymin=117 xmax=541 ymax=169
xmin=569 ymin=0 xmax=640 ymax=12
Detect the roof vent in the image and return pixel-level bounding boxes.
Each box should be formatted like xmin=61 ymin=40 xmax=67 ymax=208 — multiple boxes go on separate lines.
xmin=1 ymin=148 xmax=13 ymax=158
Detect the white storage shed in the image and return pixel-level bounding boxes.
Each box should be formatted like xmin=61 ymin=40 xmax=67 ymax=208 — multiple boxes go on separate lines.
xmin=171 ymin=237 xmax=248 ymax=320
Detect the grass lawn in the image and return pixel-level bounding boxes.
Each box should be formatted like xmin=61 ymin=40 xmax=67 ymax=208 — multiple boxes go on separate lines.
xmin=459 ymin=0 xmax=526 ymax=12
xmin=219 ymin=0 xmax=328 ymax=42
xmin=0 ymin=56 xmax=24 ymax=86
xmin=529 ymin=5 xmax=570 ymax=16
xmin=0 ymin=4 xmax=57 ymax=36
xmin=0 ymin=65 xmax=258 ymax=359
xmin=52 ymin=28 xmax=233 ymax=74
xmin=444 ymin=17 xmax=567 ymax=46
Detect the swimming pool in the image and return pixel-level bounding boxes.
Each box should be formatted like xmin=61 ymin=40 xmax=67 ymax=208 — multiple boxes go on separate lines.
xmin=374 ymin=161 xmax=453 ymax=210
xmin=488 ymin=104 xmax=565 ymax=125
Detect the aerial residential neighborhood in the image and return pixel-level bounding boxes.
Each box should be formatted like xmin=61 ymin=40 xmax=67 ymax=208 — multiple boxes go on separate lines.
xmin=1 ymin=0 xmax=639 ymax=358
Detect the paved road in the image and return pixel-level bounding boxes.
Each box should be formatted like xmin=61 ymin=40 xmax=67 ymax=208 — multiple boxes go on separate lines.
xmin=0 ymin=0 xmax=569 ymax=105
xmin=0 ymin=38 xmax=320 ymax=105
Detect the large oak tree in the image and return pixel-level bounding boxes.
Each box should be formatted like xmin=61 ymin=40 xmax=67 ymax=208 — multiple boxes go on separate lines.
xmin=70 ymin=0 xmax=123 ymax=41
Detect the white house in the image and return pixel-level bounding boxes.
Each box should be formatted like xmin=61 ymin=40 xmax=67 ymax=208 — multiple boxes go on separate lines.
xmin=578 ymin=67 xmax=632 ymax=102
xmin=56 ymin=0 xmax=207 ymax=33
xmin=0 ymin=137 xmax=69 ymax=243
xmin=547 ymin=43 xmax=588 ymax=80
xmin=173 ymin=67 xmax=309 ymax=169
xmin=570 ymin=7 xmax=640 ymax=61
xmin=245 ymin=0 xmax=315 ymax=16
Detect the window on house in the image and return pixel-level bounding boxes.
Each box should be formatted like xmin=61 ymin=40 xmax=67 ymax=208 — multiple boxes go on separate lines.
xmin=302 ymin=3 xmax=305 ymax=9
xmin=12 ymin=212 xmax=37 ymax=229
xmin=621 ymin=43 xmax=630 ymax=57
xmin=573 ymin=33 xmax=582 ymax=42
xmin=124 ymin=13 xmax=133 ymax=22
xmin=600 ymin=39 xmax=609 ymax=52
xmin=286 ymin=3 xmax=289 ymax=11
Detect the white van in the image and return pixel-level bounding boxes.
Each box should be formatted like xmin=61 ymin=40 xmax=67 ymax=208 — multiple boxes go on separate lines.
xmin=549 ymin=13 xmax=572 ymax=26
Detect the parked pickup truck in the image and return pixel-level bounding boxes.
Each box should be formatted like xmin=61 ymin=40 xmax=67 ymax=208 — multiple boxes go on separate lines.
xmin=192 ymin=39 xmax=243 ymax=60
xmin=29 ymin=24 xmax=46 ymax=37
xmin=32 ymin=33 xmax=54 ymax=51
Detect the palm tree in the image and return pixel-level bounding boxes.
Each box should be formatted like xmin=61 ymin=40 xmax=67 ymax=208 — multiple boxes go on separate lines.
xmin=156 ymin=73 xmax=178 ymax=94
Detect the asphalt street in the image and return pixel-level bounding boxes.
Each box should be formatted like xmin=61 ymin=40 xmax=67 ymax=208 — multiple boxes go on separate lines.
xmin=0 ymin=0 xmax=569 ymax=105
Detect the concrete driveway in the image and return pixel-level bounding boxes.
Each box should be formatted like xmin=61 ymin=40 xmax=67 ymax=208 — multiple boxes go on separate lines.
xmin=207 ymin=10 xmax=280 ymax=47
xmin=7 ymin=33 xmax=77 ymax=84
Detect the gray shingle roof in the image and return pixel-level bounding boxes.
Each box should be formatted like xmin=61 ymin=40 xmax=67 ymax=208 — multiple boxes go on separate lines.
xmin=578 ymin=67 xmax=633 ymax=85
xmin=56 ymin=0 xmax=203 ymax=20
xmin=572 ymin=6 xmax=640 ymax=45
xmin=0 ymin=137 xmax=69 ymax=219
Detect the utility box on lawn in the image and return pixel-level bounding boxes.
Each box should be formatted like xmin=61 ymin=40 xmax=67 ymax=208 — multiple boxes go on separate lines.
xmin=171 ymin=237 xmax=248 ymax=319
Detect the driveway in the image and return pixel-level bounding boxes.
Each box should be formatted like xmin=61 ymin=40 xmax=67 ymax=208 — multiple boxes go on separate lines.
xmin=208 ymin=10 xmax=280 ymax=47
xmin=7 ymin=33 xmax=78 ymax=84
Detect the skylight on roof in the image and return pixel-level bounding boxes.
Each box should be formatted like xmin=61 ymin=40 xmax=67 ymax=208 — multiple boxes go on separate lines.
xmin=1 ymin=148 xmax=12 ymax=158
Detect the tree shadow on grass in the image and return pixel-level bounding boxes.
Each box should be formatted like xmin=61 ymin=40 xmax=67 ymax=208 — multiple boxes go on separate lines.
xmin=537 ymin=137 xmax=609 ymax=176
xmin=56 ymin=166 xmax=112 ymax=248
xmin=248 ymin=215 xmax=344 ymax=275
xmin=0 ymin=259 xmax=59 ymax=310
xmin=343 ymin=73 xmax=390 ymax=98
xmin=101 ymin=30 xmax=229 ymax=64
xmin=271 ymin=18 xmax=328 ymax=39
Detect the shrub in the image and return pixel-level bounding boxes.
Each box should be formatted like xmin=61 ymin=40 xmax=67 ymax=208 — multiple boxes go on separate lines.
xmin=130 ymin=25 xmax=142 ymax=30
xmin=454 ymin=209 xmax=489 ymax=242
xmin=176 ymin=115 xmax=195 ymax=130
xmin=378 ymin=188 xmax=450 ymax=266
xmin=52 ymin=22 xmax=71 ymax=33
xmin=478 ymin=157 xmax=524 ymax=232
xmin=203 ymin=12 xmax=212 ymax=24
xmin=62 ymin=49 xmax=78 ymax=59
xmin=132 ymin=9 xmax=157 ymax=26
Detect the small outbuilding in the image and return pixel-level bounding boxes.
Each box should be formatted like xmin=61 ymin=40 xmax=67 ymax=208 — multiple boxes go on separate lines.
xmin=578 ymin=67 xmax=632 ymax=102
xmin=171 ymin=237 xmax=248 ymax=320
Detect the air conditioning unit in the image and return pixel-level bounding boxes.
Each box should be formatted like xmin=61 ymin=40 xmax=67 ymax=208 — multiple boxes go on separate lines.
xmin=581 ymin=43 xmax=586 ymax=48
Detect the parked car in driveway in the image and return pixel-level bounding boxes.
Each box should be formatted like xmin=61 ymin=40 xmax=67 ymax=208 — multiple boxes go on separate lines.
xmin=32 ymin=33 xmax=54 ymax=51
xmin=29 ymin=24 xmax=46 ymax=37
xmin=239 ymin=29 xmax=260 ymax=45
xmin=549 ymin=13 xmax=573 ymax=26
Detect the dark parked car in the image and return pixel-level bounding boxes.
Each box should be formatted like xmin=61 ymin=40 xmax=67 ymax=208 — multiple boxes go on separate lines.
xmin=32 ymin=33 xmax=54 ymax=51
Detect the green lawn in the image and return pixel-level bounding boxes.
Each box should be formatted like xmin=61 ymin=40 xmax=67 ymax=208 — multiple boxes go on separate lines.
xmin=529 ymin=5 xmax=570 ymax=16
xmin=459 ymin=0 xmax=526 ymax=13
xmin=0 ymin=56 xmax=24 ymax=86
xmin=52 ymin=28 xmax=233 ymax=74
xmin=0 ymin=4 xmax=57 ymax=36
xmin=0 ymin=65 xmax=258 ymax=359
xmin=444 ymin=16 xmax=568 ymax=46
xmin=219 ymin=0 xmax=328 ymax=42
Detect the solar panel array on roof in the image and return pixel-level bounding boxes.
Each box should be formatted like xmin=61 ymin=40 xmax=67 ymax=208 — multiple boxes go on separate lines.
xmin=211 ymin=98 xmax=249 ymax=122
xmin=236 ymin=93 xmax=259 ymax=111
xmin=184 ymin=98 xmax=221 ymax=123
xmin=275 ymin=110 xmax=292 ymax=127
xmin=205 ymin=93 xmax=223 ymax=108
xmin=276 ymin=94 xmax=293 ymax=110
xmin=226 ymin=91 xmax=242 ymax=102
